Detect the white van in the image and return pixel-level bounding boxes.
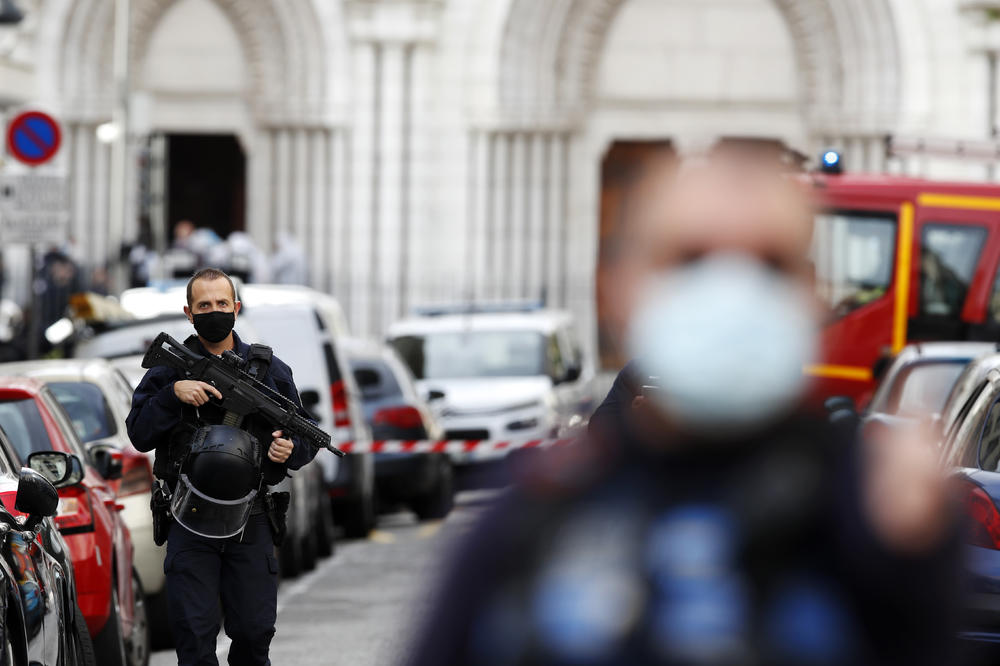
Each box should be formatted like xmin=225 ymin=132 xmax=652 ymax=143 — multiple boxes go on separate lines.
xmin=386 ymin=306 xmax=595 ymax=465
xmin=237 ymin=285 xmax=375 ymax=538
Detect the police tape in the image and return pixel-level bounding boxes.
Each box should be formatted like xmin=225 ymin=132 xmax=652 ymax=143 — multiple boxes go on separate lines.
xmin=334 ymin=438 xmax=577 ymax=454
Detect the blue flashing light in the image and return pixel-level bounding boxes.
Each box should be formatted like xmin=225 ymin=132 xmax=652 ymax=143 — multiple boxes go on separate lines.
xmin=819 ymin=150 xmax=843 ymax=174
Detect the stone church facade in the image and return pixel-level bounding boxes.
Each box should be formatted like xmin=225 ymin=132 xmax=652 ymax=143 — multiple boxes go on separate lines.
xmin=0 ymin=0 xmax=996 ymax=352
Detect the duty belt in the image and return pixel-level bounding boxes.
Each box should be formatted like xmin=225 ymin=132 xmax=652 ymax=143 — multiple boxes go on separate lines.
xmin=250 ymin=493 xmax=268 ymax=515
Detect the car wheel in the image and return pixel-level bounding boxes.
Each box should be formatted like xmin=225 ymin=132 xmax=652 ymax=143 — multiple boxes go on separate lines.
xmin=125 ymin=570 xmax=149 ymax=666
xmin=412 ymin=458 xmax=455 ymax=521
xmin=146 ymin=591 xmax=173 ymax=651
xmin=316 ymin=490 xmax=337 ymax=559
xmin=92 ymin=578 xmax=127 ymax=666
xmin=279 ymin=532 xmax=302 ymax=579
xmin=340 ymin=493 xmax=376 ymax=539
xmin=301 ymin=529 xmax=318 ymax=572
xmin=71 ymin=601 xmax=97 ymax=666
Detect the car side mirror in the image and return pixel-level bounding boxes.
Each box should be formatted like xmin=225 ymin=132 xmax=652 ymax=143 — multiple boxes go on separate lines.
xmin=26 ymin=450 xmax=83 ymax=489
xmin=299 ymin=389 xmax=322 ymax=421
xmin=426 ymin=389 xmax=446 ymax=402
xmin=87 ymin=441 xmax=123 ymax=481
xmin=871 ymin=355 xmax=892 ymax=383
xmin=301 ymin=389 xmax=320 ymax=409
xmin=15 ymin=467 xmax=59 ymax=531
xmin=561 ymin=364 xmax=582 ymax=384
xmin=823 ymin=395 xmax=856 ymax=415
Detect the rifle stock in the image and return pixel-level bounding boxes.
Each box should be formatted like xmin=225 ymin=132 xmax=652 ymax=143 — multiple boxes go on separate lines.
xmin=142 ymin=332 xmax=344 ymax=457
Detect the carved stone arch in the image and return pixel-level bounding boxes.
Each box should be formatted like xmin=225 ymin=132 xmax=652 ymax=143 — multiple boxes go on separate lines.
xmin=494 ymin=0 xmax=903 ymax=135
xmin=54 ymin=0 xmax=329 ymax=125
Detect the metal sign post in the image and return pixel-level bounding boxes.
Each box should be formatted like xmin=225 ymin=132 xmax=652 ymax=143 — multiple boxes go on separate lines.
xmin=2 ymin=110 xmax=68 ymax=359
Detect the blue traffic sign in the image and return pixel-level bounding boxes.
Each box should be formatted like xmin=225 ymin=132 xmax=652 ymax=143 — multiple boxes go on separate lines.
xmin=6 ymin=111 xmax=62 ymax=166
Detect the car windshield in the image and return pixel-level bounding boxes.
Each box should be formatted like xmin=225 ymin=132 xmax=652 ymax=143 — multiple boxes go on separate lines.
xmin=47 ymin=381 xmax=116 ymax=442
xmin=351 ymin=359 xmax=403 ymax=403
xmin=390 ymin=330 xmax=546 ymax=379
xmin=0 ymin=398 xmax=55 ymax=464
xmin=811 ymin=211 xmax=896 ymax=319
xmin=882 ymin=361 xmax=968 ymax=416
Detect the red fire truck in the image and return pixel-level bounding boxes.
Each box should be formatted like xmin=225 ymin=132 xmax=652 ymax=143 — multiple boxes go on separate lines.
xmin=806 ymin=166 xmax=1000 ymax=403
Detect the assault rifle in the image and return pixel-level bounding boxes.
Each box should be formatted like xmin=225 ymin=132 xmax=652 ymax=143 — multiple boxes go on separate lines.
xmin=141 ymin=332 xmax=344 ymax=457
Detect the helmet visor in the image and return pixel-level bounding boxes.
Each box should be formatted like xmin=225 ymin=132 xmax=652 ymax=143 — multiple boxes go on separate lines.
xmin=170 ymin=473 xmax=257 ymax=539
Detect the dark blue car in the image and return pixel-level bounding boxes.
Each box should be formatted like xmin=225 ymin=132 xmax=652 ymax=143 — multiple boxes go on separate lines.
xmin=342 ymin=339 xmax=454 ymax=520
xmin=940 ymin=366 xmax=1000 ymax=641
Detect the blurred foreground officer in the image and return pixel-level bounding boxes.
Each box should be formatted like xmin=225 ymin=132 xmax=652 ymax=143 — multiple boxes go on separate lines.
xmin=126 ymin=268 xmax=317 ymax=666
xmin=407 ymin=158 xmax=960 ymax=666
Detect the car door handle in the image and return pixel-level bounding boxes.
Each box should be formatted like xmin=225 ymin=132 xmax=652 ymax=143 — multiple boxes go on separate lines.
xmin=103 ymin=498 xmax=125 ymax=512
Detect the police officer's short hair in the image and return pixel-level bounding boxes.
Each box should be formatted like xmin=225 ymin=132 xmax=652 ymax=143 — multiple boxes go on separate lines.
xmin=186 ymin=268 xmax=237 ymax=306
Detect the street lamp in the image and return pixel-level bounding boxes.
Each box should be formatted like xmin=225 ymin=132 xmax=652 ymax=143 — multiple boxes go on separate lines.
xmin=0 ymin=0 xmax=23 ymax=25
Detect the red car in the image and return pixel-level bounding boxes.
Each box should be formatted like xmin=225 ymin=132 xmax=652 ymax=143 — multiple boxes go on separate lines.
xmin=0 ymin=377 xmax=144 ymax=666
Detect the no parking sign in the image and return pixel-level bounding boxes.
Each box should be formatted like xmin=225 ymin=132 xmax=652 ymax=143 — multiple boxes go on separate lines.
xmin=1 ymin=109 xmax=68 ymax=244
xmin=6 ymin=110 xmax=62 ymax=167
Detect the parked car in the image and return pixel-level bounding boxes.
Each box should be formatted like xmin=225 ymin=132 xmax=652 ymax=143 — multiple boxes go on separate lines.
xmin=386 ymin=305 xmax=595 ymax=468
xmin=0 ymin=359 xmax=166 ymax=646
xmin=237 ymin=285 xmax=360 ymax=547
xmin=342 ymin=339 xmax=453 ymax=520
xmin=864 ymin=342 xmax=998 ymax=421
xmin=931 ymin=366 xmax=1000 ymax=641
xmin=0 ymin=438 xmax=96 ymax=665
xmin=72 ymin=313 xmax=261 ymax=361
xmin=0 ymin=378 xmax=147 ymax=666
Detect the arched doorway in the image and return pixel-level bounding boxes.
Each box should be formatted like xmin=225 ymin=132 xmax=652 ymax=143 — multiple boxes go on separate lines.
xmin=470 ymin=0 xmax=903 ymax=366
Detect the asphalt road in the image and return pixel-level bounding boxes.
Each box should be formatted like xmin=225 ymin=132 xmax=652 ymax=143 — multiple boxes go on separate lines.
xmin=149 ymin=490 xmax=495 ymax=666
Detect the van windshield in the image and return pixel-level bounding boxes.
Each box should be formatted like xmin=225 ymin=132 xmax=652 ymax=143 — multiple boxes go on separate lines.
xmin=390 ymin=331 xmax=546 ymax=379
xmin=811 ymin=211 xmax=896 ymax=319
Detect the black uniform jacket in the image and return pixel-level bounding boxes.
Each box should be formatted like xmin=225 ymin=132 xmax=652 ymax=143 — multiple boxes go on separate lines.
xmin=125 ymin=331 xmax=317 ymax=485
xmin=407 ymin=408 xmax=962 ymax=666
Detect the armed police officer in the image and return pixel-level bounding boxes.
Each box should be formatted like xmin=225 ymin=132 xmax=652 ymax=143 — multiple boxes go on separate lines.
xmin=126 ymin=268 xmax=318 ymax=666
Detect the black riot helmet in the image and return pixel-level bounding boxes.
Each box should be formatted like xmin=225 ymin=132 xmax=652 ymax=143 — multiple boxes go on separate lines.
xmin=170 ymin=425 xmax=262 ymax=538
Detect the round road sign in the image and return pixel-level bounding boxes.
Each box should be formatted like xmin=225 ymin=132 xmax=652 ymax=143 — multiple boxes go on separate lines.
xmin=6 ymin=111 xmax=62 ymax=167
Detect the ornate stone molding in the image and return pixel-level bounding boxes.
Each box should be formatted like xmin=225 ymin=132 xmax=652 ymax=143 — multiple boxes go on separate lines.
xmin=494 ymin=0 xmax=903 ymax=136
xmin=57 ymin=0 xmax=332 ymax=127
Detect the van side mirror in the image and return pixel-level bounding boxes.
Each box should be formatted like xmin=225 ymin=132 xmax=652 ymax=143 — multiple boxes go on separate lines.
xmin=15 ymin=467 xmax=59 ymax=531
xmin=562 ymin=364 xmax=582 ymax=384
xmin=87 ymin=441 xmax=123 ymax=481
xmin=299 ymin=389 xmax=321 ymax=421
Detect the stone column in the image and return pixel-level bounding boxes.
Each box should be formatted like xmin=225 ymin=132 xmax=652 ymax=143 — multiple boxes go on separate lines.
xmin=293 ymin=128 xmax=310 ymax=263
xmin=347 ymin=0 xmax=442 ymax=333
xmin=350 ymin=40 xmax=377 ymax=335
xmin=377 ymin=42 xmax=406 ymax=332
xmin=547 ymin=133 xmax=567 ymax=307
xmin=71 ymin=124 xmax=94 ymax=259
xmin=248 ymin=127 xmax=273 ymax=255
xmin=527 ymin=132 xmax=546 ymax=302
xmin=490 ymin=133 xmax=509 ymax=300
xmin=309 ymin=128 xmax=329 ymax=290
xmin=274 ymin=129 xmax=292 ymax=240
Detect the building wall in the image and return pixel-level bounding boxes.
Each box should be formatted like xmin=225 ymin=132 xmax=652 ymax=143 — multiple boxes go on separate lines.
xmin=0 ymin=0 xmax=997 ymax=356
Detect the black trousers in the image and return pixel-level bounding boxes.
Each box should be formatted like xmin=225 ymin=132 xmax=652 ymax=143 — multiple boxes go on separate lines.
xmin=164 ymin=514 xmax=279 ymax=666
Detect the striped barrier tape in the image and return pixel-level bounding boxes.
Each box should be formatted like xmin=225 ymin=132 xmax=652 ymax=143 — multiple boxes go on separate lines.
xmin=335 ymin=438 xmax=577 ymax=454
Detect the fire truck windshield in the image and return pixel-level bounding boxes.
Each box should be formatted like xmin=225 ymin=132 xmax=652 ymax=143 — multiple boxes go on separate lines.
xmin=811 ymin=211 xmax=896 ymax=319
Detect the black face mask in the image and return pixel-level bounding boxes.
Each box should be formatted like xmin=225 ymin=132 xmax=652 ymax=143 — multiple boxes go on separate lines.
xmin=192 ymin=311 xmax=235 ymax=343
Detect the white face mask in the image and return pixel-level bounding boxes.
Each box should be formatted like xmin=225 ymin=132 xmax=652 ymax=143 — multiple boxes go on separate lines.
xmin=625 ymin=253 xmax=817 ymax=435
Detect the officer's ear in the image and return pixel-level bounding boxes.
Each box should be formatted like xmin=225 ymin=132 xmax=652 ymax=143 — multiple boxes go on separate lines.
xmin=233 ymin=301 xmax=241 ymax=317
xmin=183 ymin=305 xmax=192 ymax=322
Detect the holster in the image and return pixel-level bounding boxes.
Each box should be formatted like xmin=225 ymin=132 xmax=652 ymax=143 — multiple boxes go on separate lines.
xmin=150 ymin=478 xmax=173 ymax=547
xmin=264 ymin=491 xmax=290 ymax=547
